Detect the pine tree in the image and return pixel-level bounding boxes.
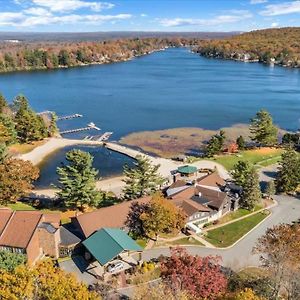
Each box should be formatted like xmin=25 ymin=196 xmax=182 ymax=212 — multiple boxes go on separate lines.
xmin=250 ymin=110 xmax=278 ymax=146
xmin=0 ymin=93 xmax=8 ymax=113
xmin=122 ymin=155 xmax=165 ymax=200
xmin=265 ymin=180 xmax=276 ymax=198
xmin=206 ymin=130 xmax=226 ymax=157
xmin=276 ymin=147 xmax=300 ymax=193
xmin=0 ymin=115 xmax=17 ymax=145
xmin=232 ymin=160 xmax=252 ymax=187
xmin=240 ymin=167 xmax=261 ymax=210
xmin=236 ymin=135 xmax=246 ymax=150
xmin=56 ymin=149 xmax=102 ymax=210
xmin=14 ymin=95 xmax=48 ymax=143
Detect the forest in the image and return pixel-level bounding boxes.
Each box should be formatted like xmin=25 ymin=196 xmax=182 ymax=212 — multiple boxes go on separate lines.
xmin=194 ymin=27 xmax=300 ymax=67
xmin=0 ymin=37 xmax=194 ymax=72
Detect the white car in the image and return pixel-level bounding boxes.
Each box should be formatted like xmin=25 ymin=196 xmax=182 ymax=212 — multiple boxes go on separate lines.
xmin=107 ymin=262 xmax=124 ymax=273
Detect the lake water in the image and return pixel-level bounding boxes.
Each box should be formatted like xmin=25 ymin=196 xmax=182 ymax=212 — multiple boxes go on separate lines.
xmin=1 ymin=48 xmax=299 ymax=186
xmin=35 ymin=145 xmax=134 ymax=188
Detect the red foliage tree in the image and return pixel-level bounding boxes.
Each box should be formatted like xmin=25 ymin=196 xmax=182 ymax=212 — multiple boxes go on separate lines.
xmin=160 ymin=247 xmax=227 ymax=299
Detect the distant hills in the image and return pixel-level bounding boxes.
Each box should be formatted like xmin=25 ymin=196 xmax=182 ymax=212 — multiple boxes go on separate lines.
xmin=194 ymin=27 xmax=300 ymax=68
xmin=0 ymin=31 xmax=239 ymax=42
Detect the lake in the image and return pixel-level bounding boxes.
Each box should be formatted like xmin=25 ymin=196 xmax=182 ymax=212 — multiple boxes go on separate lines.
xmin=1 ymin=48 xmax=299 ymax=186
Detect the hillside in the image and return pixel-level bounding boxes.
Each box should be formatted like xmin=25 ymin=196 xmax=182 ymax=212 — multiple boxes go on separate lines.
xmin=194 ymin=27 xmax=300 ymax=68
xmin=0 ymin=37 xmax=192 ymax=73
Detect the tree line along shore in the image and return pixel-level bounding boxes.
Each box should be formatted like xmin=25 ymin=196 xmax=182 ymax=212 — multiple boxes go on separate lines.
xmin=0 ymin=27 xmax=299 ymax=73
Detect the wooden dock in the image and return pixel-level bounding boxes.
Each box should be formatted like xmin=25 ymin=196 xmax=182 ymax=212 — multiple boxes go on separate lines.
xmin=60 ymin=122 xmax=100 ymax=135
xmin=57 ymin=114 xmax=83 ymax=121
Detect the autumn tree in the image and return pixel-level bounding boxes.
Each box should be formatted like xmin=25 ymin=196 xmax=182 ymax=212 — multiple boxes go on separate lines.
xmin=0 ymin=250 xmax=26 ymax=272
xmin=253 ymin=223 xmax=300 ymax=299
xmin=250 ymin=110 xmax=278 ymax=146
xmin=276 ymin=147 xmax=300 ymax=193
xmin=56 ymin=149 xmax=102 ymax=210
xmin=123 ymin=155 xmax=165 ymax=200
xmin=125 ymin=201 xmax=150 ymax=238
xmin=0 ymin=260 xmax=99 ymax=300
xmin=240 ymin=167 xmax=261 ymax=210
xmin=160 ymin=247 xmax=227 ymax=299
xmin=222 ymin=288 xmax=266 ymax=300
xmin=139 ymin=193 xmax=186 ymax=239
xmin=0 ymin=156 xmax=39 ymax=205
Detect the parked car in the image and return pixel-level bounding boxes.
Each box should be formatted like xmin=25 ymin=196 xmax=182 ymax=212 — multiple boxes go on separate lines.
xmin=107 ymin=261 xmax=124 ymax=273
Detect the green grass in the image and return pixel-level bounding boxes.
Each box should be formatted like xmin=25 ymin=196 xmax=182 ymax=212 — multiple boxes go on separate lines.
xmin=5 ymin=202 xmax=37 ymax=211
xmin=216 ymin=204 xmax=263 ymax=225
xmin=209 ymin=148 xmax=283 ymax=170
xmin=204 ymin=211 xmax=269 ymax=247
xmin=160 ymin=237 xmax=204 ymax=247
xmin=136 ymin=238 xmax=148 ymax=249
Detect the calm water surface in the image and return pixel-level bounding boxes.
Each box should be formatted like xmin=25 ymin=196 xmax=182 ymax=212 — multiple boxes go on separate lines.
xmin=1 ymin=48 xmax=299 ymax=185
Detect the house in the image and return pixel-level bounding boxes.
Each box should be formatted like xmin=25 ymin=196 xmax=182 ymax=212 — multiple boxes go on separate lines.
xmin=82 ymin=228 xmax=142 ymax=275
xmin=71 ymin=196 xmax=152 ymax=239
xmin=167 ymin=172 xmax=239 ymax=233
xmin=0 ymin=209 xmax=60 ymax=265
xmin=0 ymin=209 xmax=81 ymax=264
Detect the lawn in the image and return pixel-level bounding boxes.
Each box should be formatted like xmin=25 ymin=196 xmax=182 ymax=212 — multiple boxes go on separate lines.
xmin=159 ymin=237 xmax=204 ymax=247
xmin=2 ymin=202 xmax=76 ymax=224
xmin=215 ymin=204 xmax=263 ymax=225
xmin=204 ymin=211 xmax=269 ymax=248
xmin=135 ymin=238 xmax=148 ymax=249
xmin=210 ymin=148 xmax=283 ymax=170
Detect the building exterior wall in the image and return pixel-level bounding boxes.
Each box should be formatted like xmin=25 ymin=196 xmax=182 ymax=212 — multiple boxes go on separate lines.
xmin=38 ymin=228 xmax=60 ymax=258
xmin=26 ymin=231 xmax=42 ymax=265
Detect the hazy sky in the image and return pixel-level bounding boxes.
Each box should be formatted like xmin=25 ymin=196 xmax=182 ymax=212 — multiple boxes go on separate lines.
xmin=0 ymin=0 xmax=300 ymax=32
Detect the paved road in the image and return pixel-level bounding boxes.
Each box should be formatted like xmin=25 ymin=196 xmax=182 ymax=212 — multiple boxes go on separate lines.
xmin=140 ymin=195 xmax=300 ymax=271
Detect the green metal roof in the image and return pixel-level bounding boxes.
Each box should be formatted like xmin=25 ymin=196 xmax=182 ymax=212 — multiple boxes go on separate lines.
xmin=82 ymin=228 xmax=142 ymax=265
xmin=177 ymin=165 xmax=198 ymax=174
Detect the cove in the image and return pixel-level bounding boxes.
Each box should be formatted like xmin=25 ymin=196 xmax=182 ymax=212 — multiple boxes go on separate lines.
xmin=35 ymin=145 xmax=135 ymax=188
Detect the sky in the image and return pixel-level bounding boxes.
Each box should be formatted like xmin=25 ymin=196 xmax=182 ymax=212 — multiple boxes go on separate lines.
xmin=0 ymin=0 xmax=300 ymax=32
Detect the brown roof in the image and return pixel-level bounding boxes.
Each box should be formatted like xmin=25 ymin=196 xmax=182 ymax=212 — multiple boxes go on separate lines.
xmin=42 ymin=213 xmax=61 ymax=228
xmin=168 ymin=180 xmax=187 ymax=189
xmin=196 ymin=186 xmax=228 ymax=210
xmin=0 ymin=211 xmax=42 ymax=249
xmin=0 ymin=209 xmax=13 ymax=235
xmin=197 ymin=172 xmax=225 ymax=189
xmin=168 ymin=187 xmax=211 ymax=216
xmin=73 ymin=196 xmax=152 ymax=238
xmin=0 ymin=210 xmax=61 ymax=249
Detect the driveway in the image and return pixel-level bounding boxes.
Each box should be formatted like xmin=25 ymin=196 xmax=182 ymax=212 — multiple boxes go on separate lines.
xmin=139 ymin=195 xmax=300 ymax=271
xmin=59 ymin=256 xmax=97 ymax=286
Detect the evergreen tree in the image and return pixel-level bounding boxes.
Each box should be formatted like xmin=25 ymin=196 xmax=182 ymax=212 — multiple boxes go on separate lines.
xmin=265 ymin=180 xmax=276 ymax=198
xmin=232 ymin=160 xmax=252 ymax=187
xmin=206 ymin=130 xmax=226 ymax=157
xmin=0 ymin=93 xmax=8 ymax=113
xmin=236 ymin=135 xmax=246 ymax=150
xmin=0 ymin=143 xmax=8 ymax=163
xmin=56 ymin=149 xmax=102 ymax=209
xmin=276 ymin=147 xmax=300 ymax=193
xmin=14 ymin=95 xmax=48 ymax=143
xmin=0 ymin=114 xmax=17 ymax=145
xmin=240 ymin=167 xmax=261 ymax=210
xmin=250 ymin=110 xmax=278 ymax=146
xmin=122 ymin=155 xmax=165 ymax=200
